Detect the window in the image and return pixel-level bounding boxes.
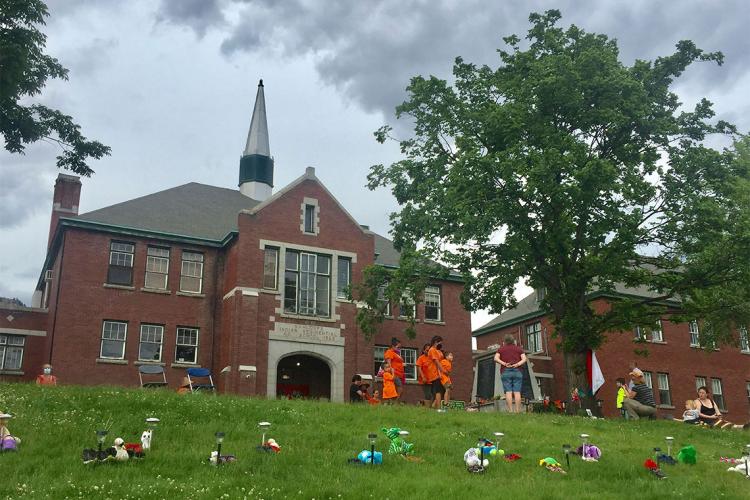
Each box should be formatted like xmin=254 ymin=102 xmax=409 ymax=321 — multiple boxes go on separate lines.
xmin=740 ymin=326 xmax=749 ymax=353
xmin=0 ymin=334 xmax=25 ymax=370
xmin=536 ymin=287 xmax=546 ymax=303
xmin=657 ymin=373 xmax=672 ymax=406
xmin=180 ymin=251 xmax=203 ymax=293
xmin=634 ymin=320 xmax=663 ymax=342
xmin=525 ymin=322 xmax=542 ymax=353
xmin=424 ymin=285 xmax=442 ymax=322
xmin=643 ymin=371 xmax=653 ymax=389
xmin=138 ymin=324 xmax=164 ymax=362
xmin=746 ymin=382 xmax=750 ymax=405
xmin=372 ymin=346 xmax=418 ymax=381
xmin=695 ymin=376 xmax=706 ymax=391
xmin=373 ymin=345 xmax=387 ymax=375
xmin=336 ymin=257 xmax=351 ymax=299
xmin=108 ymin=241 xmax=134 ymax=285
xmin=712 ymin=378 xmax=725 ymax=411
xmin=377 ymin=285 xmax=391 ymax=317
xmin=175 ymin=327 xmax=199 ymax=364
xmin=689 ymin=321 xmax=700 ymax=346
xmin=101 ymin=321 xmax=127 ymax=359
xmin=284 ymin=250 xmax=330 ymax=317
xmin=304 ymin=204 xmax=316 ymax=233
xmin=144 ymin=247 xmax=169 ymax=289
xmin=263 ymin=247 xmax=279 ymax=289
xmin=398 ymin=293 xmax=415 ymax=319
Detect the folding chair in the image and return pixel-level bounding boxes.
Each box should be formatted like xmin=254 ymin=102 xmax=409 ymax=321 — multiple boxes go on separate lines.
xmin=186 ymin=367 xmax=215 ymax=393
xmin=138 ymin=364 xmax=168 ymax=388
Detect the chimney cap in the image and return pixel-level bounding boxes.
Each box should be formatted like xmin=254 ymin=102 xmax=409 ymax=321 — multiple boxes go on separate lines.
xmin=56 ymin=173 xmax=81 ymax=184
xmin=305 ymin=166 xmax=316 ymax=177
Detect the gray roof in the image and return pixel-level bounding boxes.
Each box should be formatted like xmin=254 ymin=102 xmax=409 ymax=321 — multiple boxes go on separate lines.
xmin=474 ymin=281 xmax=679 ymax=335
xmin=75 ymin=183 xmax=260 ymax=241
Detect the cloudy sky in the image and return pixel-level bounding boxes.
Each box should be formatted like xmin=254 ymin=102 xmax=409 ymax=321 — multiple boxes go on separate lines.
xmin=2 ymin=0 xmax=749 ymax=330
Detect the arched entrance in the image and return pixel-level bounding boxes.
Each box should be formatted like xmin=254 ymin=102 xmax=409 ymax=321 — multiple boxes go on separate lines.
xmin=276 ymin=354 xmax=331 ymax=400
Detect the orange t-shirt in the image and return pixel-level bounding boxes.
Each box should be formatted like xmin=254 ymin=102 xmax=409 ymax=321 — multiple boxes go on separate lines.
xmin=440 ymin=359 xmax=452 ymax=385
xmin=425 ymin=346 xmax=444 ymax=383
xmin=36 ymin=374 xmax=57 ymax=386
xmin=384 ymin=348 xmax=405 ymax=379
xmin=415 ymin=354 xmax=430 ymax=384
xmin=382 ymin=372 xmax=398 ymax=399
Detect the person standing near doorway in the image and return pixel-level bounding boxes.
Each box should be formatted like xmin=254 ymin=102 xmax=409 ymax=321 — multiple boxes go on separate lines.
xmin=384 ymin=338 xmax=405 ymax=402
xmin=494 ymin=335 xmax=527 ymax=413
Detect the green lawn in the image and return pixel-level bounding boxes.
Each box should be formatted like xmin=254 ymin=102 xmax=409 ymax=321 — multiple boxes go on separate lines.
xmin=1 ymin=384 xmax=749 ymax=499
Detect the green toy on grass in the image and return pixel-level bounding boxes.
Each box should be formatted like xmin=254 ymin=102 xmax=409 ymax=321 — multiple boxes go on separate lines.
xmin=381 ymin=427 xmax=414 ymax=455
xmin=677 ymin=445 xmax=696 ymax=465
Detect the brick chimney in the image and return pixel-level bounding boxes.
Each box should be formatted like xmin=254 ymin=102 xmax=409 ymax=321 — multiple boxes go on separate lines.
xmin=48 ymin=174 xmax=81 ymax=249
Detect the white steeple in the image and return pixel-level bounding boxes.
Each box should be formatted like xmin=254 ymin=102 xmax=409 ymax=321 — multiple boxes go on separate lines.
xmin=239 ymin=79 xmax=274 ymax=201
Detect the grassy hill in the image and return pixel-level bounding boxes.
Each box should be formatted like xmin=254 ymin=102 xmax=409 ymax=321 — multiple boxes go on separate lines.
xmin=1 ymin=384 xmax=750 ymax=499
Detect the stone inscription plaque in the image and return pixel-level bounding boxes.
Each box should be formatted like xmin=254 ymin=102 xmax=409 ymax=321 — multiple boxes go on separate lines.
xmin=271 ymin=322 xmax=342 ymax=345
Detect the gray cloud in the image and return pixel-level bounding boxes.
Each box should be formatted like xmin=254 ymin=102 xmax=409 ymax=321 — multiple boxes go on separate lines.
xmin=155 ymin=0 xmax=750 ymax=131
xmin=0 ymin=148 xmax=56 ymax=229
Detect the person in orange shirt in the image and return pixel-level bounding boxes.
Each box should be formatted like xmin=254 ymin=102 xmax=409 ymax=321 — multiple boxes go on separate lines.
xmin=440 ymin=352 xmax=454 ymax=405
xmin=383 ymin=338 xmax=405 ymax=402
xmin=381 ymin=360 xmax=398 ymax=404
xmin=415 ymin=344 xmax=432 ymax=407
xmin=426 ymin=336 xmax=445 ymax=409
xmin=35 ymin=364 xmax=57 ymax=386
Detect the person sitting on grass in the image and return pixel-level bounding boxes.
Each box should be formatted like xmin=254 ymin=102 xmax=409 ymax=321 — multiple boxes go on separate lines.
xmin=368 ymin=390 xmax=381 ymax=405
xmin=381 ymin=360 xmax=398 ymax=405
xmin=694 ymin=386 xmax=749 ymax=429
xmin=349 ymin=374 xmax=367 ymax=403
xmin=176 ymin=376 xmax=191 ymax=395
xmin=621 ymin=368 xmax=656 ymax=419
xmin=680 ymin=400 xmax=701 ymax=424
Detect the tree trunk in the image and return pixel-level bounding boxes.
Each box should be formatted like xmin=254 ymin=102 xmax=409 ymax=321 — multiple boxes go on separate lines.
xmin=563 ymin=349 xmax=595 ymax=414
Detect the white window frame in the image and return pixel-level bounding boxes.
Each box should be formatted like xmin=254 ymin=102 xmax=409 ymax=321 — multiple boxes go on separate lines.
xmin=263 ymin=247 xmax=279 ymax=290
xmin=643 ymin=371 xmax=653 ymax=388
xmin=304 ymin=204 xmax=316 ymax=233
xmin=138 ymin=324 xmax=164 ymax=362
xmin=100 ymin=321 xmax=127 ymax=360
xmin=424 ymin=285 xmax=442 ymax=322
xmin=373 ymin=345 xmax=387 ymax=376
xmin=144 ymin=246 xmax=170 ymax=290
xmin=180 ymin=251 xmax=204 ymax=293
xmin=175 ymin=327 xmax=199 ymax=364
xmin=108 ymin=241 xmax=134 ymax=285
xmin=657 ymin=372 xmax=671 ymax=407
xmin=0 ymin=334 xmax=25 ymax=371
xmin=373 ymin=346 xmax=418 ymax=381
xmin=336 ymin=257 xmax=351 ymax=299
xmin=746 ymin=381 xmax=750 ymax=405
xmin=740 ymin=326 xmax=749 ymax=353
xmin=525 ymin=321 xmax=543 ymax=353
xmin=635 ymin=320 xmax=663 ymax=342
xmin=712 ymin=378 xmax=726 ymax=411
xmin=398 ymin=293 xmax=415 ymax=319
xmin=695 ymin=376 xmax=707 ymax=391
xmin=689 ymin=320 xmax=700 ymax=347
xmin=284 ymin=250 xmax=331 ymax=317
xmin=377 ymin=284 xmax=391 ymax=317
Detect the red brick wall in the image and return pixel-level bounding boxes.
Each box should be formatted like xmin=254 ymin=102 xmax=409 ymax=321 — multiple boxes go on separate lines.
xmin=0 ymin=306 xmax=49 ymax=383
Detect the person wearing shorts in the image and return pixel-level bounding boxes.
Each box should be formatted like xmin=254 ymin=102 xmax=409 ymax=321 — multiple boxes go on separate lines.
xmin=494 ymin=334 xmax=527 ymax=413
xmin=427 ymin=336 xmax=446 ymax=409
xmin=415 ymin=344 xmax=432 ymax=406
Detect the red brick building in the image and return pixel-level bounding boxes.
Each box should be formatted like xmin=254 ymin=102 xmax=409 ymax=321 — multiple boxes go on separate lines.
xmin=472 ymin=288 xmax=750 ymax=418
xmin=0 ymin=82 xmax=472 ymax=402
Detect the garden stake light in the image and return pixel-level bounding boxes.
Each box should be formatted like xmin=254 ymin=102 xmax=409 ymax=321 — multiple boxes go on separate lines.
xmin=580 ymin=434 xmax=589 ymax=457
xmin=259 ymin=422 xmax=271 ymax=445
xmin=215 ymin=432 xmax=225 ymax=465
xmin=96 ymin=430 xmax=108 ymax=454
xmin=562 ymin=444 xmax=572 ymax=468
xmin=745 ymin=444 xmax=750 ymax=478
xmin=368 ymin=433 xmax=377 ymax=465
xmin=146 ymin=417 xmax=159 ymax=448
xmin=665 ymin=437 xmax=674 ymax=457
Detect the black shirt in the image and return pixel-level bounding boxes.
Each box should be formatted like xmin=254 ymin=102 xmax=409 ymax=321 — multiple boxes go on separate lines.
xmin=349 ymin=383 xmax=363 ymax=402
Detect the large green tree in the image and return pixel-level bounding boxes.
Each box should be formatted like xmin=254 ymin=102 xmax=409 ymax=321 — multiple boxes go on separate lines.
xmin=0 ymin=0 xmax=109 ymax=175
xmin=366 ymin=10 xmax=750 ymax=406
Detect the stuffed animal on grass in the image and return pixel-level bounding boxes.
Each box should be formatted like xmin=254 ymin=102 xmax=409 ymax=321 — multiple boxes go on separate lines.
xmin=677 ymin=445 xmax=697 ymax=465
xmin=354 ymin=449 xmax=383 ymax=464
xmin=209 ymin=451 xmax=237 ymax=465
xmin=141 ymin=430 xmax=152 ymax=450
xmin=539 ymin=457 xmax=566 ymax=473
xmin=0 ymin=413 xmax=20 ymax=452
xmin=113 ymin=438 xmax=129 ymax=461
xmin=464 ymin=447 xmax=488 ymax=472
xmin=644 ymin=458 xmax=667 ymax=479
xmin=727 ymin=460 xmax=750 ymax=474
xmin=577 ymin=444 xmax=602 ymax=461
xmin=381 ymin=427 xmax=414 ymax=456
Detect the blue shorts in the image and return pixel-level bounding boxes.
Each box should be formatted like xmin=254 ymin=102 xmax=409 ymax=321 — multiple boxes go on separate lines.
xmin=501 ymin=368 xmax=523 ymax=393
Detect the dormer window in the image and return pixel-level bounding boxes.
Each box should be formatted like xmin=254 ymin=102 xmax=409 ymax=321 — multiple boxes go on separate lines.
xmin=300 ymin=198 xmax=319 ymax=235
